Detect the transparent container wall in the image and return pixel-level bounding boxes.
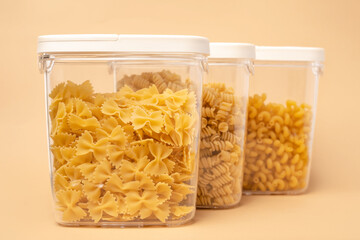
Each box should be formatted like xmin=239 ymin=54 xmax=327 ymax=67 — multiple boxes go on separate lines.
xmin=243 ymin=60 xmax=322 ymax=195
xmin=197 ymin=59 xmax=250 ymax=208
xmin=41 ymin=54 xmax=205 ymax=227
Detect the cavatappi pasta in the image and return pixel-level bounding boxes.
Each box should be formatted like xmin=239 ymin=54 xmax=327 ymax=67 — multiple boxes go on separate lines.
xmin=243 ymin=93 xmax=312 ymax=193
xmin=197 ymin=83 xmax=245 ymax=207
xmin=49 ymin=71 xmax=199 ymax=224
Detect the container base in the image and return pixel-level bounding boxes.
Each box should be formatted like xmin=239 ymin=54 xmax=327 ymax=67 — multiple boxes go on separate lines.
xmin=196 ymin=200 xmax=241 ymax=209
xmin=57 ymin=218 xmax=195 ymax=228
xmin=55 ymin=211 xmax=196 ymax=228
xmin=243 ymin=187 xmax=308 ymax=195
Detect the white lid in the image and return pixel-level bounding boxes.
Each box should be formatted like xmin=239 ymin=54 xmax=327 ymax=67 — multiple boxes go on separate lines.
xmin=209 ymin=42 xmax=255 ymax=59
xmin=37 ymin=34 xmax=210 ymax=55
xmin=256 ymin=46 xmax=325 ymax=62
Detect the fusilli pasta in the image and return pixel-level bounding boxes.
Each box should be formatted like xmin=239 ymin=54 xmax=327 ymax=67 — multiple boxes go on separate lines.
xmin=197 ymin=83 xmax=245 ymax=208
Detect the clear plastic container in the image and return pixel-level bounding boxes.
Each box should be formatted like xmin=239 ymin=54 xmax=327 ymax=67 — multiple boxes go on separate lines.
xmin=197 ymin=43 xmax=254 ymax=208
xmin=243 ymin=46 xmax=324 ymax=194
xmin=37 ymin=34 xmax=209 ymax=226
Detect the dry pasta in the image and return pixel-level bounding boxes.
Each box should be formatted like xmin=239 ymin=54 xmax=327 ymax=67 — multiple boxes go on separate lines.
xmin=243 ymin=93 xmax=312 ymax=193
xmin=118 ymin=70 xmax=188 ymax=94
xmin=50 ymin=70 xmax=198 ymax=224
xmin=197 ymin=83 xmax=245 ymax=208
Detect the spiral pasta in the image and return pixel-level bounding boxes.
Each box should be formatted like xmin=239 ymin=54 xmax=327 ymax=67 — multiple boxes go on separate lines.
xmin=243 ymin=93 xmax=312 ymax=193
xmin=197 ymin=83 xmax=245 ymax=208
xmin=118 ymin=70 xmax=187 ymax=94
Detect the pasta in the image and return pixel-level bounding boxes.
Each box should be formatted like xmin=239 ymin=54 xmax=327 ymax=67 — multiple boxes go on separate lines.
xmin=197 ymin=83 xmax=245 ymax=208
xmin=56 ymin=190 xmax=87 ymax=222
xmin=49 ymin=71 xmax=198 ymax=224
xmin=119 ymin=70 xmax=187 ymax=94
xmin=243 ymin=93 xmax=312 ymax=193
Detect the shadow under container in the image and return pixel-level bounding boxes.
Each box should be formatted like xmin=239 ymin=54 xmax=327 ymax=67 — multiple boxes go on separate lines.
xmin=37 ymin=34 xmax=209 ymax=226
xmin=197 ymin=43 xmax=255 ymax=208
xmin=243 ymin=46 xmax=324 ymax=195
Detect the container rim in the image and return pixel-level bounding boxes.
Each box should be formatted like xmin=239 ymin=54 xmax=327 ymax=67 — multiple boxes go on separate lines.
xmin=209 ymin=42 xmax=255 ymax=59
xmin=37 ymin=34 xmax=210 ymax=55
xmin=256 ymin=46 xmax=325 ymax=62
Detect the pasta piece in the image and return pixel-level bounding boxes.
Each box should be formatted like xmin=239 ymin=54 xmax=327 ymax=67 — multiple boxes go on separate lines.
xmin=76 ymin=131 xmax=109 ymax=161
xmin=144 ymin=142 xmax=173 ymax=175
xmin=77 ymin=163 xmax=96 ymax=180
xmin=83 ymin=180 xmax=102 ymax=202
xmin=51 ymin=133 xmax=76 ymax=147
xmin=51 ymin=102 xmax=67 ymax=135
xmin=54 ymin=173 xmax=70 ymax=192
xmin=182 ymin=91 xmax=197 ymax=115
xmin=104 ymin=173 xmax=140 ymax=194
xmin=156 ymin=182 xmax=172 ymax=204
xmin=152 ymin=73 xmax=167 ymax=93
xmin=100 ymin=117 xmax=119 ymax=133
xmin=152 ymin=203 xmax=170 ymax=223
xmin=125 ymin=190 xmax=159 ymax=215
xmin=56 ymin=190 xmax=86 ymax=222
xmin=116 ymin=194 xmax=128 ymax=214
xmin=62 ymin=166 xmax=83 ymax=181
xmin=174 ymin=113 xmax=194 ymax=146
xmin=171 ymin=183 xmax=194 ymax=202
xmin=96 ymin=125 xmax=126 ymax=146
xmin=101 ymin=99 xmax=131 ymax=123
xmin=88 ymin=191 xmax=118 ymax=223
xmin=131 ymin=107 xmax=164 ymax=133
xmin=171 ymin=206 xmax=193 ymax=219
xmin=73 ymin=98 xmax=92 ymax=118
xmin=108 ymin=145 xmax=125 ymax=169
xmin=135 ymin=172 xmax=156 ymax=191
xmin=152 ymin=174 xmax=175 ymax=185
xmin=163 ymin=89 xmax=188 ymax=111
xmin=120 ymin=158 xmax=150 ymax=182
xmin=66 ymin=80 xmax=94 ymax=101
xmin=49 ymin=82 xmax=66 ymax=108
xmin=92 ymin=160 xmax=112 ymax=184
xmin=125 ymin=145 xmax=149 ymax=161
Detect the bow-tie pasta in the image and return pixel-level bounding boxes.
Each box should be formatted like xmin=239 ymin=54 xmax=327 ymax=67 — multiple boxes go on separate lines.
xmin=49 ymin=70 xmax=198 ymax=224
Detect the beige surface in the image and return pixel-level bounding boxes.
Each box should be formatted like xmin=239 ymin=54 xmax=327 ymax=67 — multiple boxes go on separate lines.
xmin=1 ymin=0 xmax=360 ymax=239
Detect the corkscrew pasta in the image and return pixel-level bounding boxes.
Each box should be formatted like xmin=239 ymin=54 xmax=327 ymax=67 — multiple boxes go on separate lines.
xmin=197 ymin=83 xmax=245 ymax=208
xmin=49 ymin=70 xmax=199 ymax=224
xmin=243 ymin=93 xmax=312 ymax=193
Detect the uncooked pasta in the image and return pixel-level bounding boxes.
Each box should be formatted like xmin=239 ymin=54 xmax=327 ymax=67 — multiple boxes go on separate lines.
xmin=50 ymin=70 xmax=199 ymax=224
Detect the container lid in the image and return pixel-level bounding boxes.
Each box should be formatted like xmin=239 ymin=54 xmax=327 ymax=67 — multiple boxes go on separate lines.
xmin=37 ymin=34 xmax=210 ymax=55
xmin=256 ymin=46 xmax=325 ymax=62
xmin=209 ymin=42 xmax=255 ymax=59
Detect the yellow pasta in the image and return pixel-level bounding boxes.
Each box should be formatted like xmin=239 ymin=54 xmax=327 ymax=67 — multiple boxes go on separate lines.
xmin=197 ymin=83 xmax=245 ymax=208
xmin=56 ymin=190 xmax=87 ymax=222
xmin=50 ymin=71 xmax=198 ymax=224
xmin=88 ymin=191 xmax=118 ymax=223
xmin=243 ymin=93 xmax=312 ymax=193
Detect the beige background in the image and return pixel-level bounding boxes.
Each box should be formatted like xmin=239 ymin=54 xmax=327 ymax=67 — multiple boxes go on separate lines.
xmin=1 ymin=0 xmax=359 ymax=239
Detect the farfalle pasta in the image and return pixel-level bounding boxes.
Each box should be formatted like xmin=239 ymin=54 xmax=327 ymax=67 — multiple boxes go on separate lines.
xmin=197 ymin=83 xmax=245 ymax=208
xmin=243 ymin=94 xmax=312 ymax=193
xmin=49 ymin=71 xmax=199 ymax=224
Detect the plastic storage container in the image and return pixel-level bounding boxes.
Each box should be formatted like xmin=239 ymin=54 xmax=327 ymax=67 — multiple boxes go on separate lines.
xmin=38 ymin=34 xmax=209 ymax=226
xmin=243 ymin=46 xmax=324 ymax=194
xmin=197 ymin=43 xmax=255 ymax=208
